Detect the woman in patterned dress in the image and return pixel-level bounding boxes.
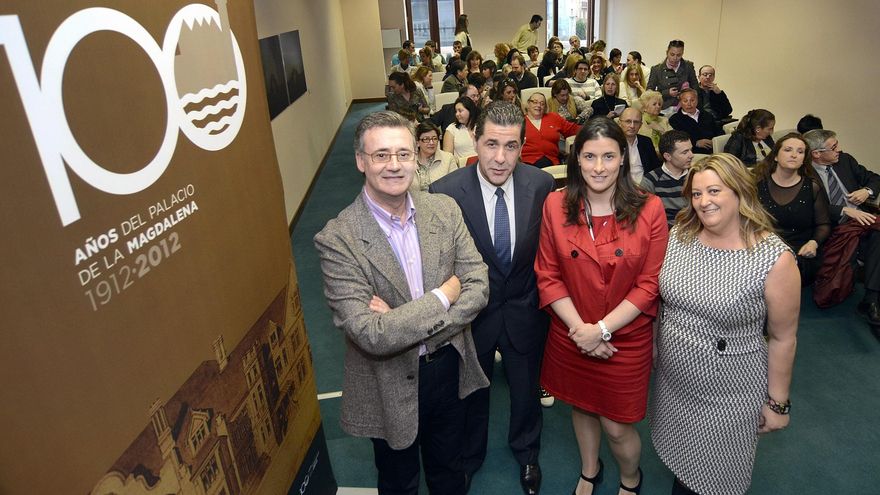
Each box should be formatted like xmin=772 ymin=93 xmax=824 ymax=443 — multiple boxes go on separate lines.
xmin=649 ymin=153 xmax=800 ymax=495
xmin=536 ymin=117 xmax=669 ymax=495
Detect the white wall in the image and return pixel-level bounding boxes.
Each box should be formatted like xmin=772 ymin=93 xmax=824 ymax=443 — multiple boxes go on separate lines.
xmin=343 ymin=0 xmax=388 ymax=100
xmin=605 ymin=0 xmax=880 ymax=168
xmin=464 ymin=0 xmax=547 ymax=61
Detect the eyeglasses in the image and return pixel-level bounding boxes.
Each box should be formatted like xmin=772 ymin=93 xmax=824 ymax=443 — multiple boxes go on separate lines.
xmin=816 ymin=141 xmax=840 ymax=152
xmin=419 ymin=137 xmax=439 ymax=143
xmin=361 ymin=150 xmax=415 ymax=163
xmin=527 ymin=99 xmax=545 ymax=105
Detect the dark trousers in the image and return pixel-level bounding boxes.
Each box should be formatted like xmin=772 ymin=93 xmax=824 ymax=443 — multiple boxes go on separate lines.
xmin=671 ymin=477 xmax=700 ymax=495
xmin=371 ymin=345 xmax=466 ymax=495
xmin=462 ymin=330 xmax=543 ymax=474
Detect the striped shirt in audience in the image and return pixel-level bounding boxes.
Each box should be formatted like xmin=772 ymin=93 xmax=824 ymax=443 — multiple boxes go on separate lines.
xmin=641 ymin=164 xmax=688 ymax=226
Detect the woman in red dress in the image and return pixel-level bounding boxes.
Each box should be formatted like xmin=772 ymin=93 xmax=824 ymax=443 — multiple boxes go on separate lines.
xmin=535 ymin=117 xmax=668 ymax=495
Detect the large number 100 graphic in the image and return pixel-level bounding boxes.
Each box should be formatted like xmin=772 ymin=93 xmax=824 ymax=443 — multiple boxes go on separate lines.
xmin=1 ymin=2 xmax=247 ymax=226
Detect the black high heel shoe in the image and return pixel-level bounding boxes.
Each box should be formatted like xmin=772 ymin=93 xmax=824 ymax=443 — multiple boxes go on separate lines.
xmin=571 ymin=458 xmax=603 ymax=495
xmin=619 ymin=467 xmax=643 ymax=494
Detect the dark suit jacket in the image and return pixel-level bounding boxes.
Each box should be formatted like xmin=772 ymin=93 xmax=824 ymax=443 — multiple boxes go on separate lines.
xmin=697 ymin=88 xmax=733 ymax=120
xmin=724 ymin=131 xmax=774 ymax=166
xmin=669 ymin=109 xmax=722 ymax=154
xmin=430 ymin=164 xmax=553 ymax=355
xmin=514 ymin=71 xmax=539 ymax=91
xmin=431 ymin=102 xmax=457 ymax=136
xmin=634 ymin=134 xmax=661 ymax=175
xmin=818 ymin=152 xmax=880 ymax=222
xmin=314 ymin=191 xmax=490 ymax=449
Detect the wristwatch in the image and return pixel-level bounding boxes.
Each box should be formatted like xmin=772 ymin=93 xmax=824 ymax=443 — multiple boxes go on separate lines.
xmin=598 ymin=320 xmax=612 ymax=341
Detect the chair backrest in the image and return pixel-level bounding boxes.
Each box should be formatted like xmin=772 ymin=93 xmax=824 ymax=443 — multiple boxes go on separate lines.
xmin=712 ymin=134 xmax=731 ymax=154
xmin=541 ymin=164 xmax=568 ymax=189
xmin=434 ymin=91 xmax=458 ymax=111
xmin=529 ymin=66 xmax=539 ymax=76
xmin=772 ymin=128 xmax=797 ymax=141
xmin=722 ymin=121 xmax=738 ymax=134
xmin=521 ymin=87 xmax=552 ymax=105
xmin=692 ymin=153 xmax=710 ymax=164
xmin=432 ymin=71 xmax=446 ymax=83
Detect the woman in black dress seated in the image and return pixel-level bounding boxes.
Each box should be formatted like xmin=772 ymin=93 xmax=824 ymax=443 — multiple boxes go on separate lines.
xmin=724 ymin=109 xmax=775 ymax=166
xmin=755 ymin=132 xmax=831 ymax=285
xmin=590 ymin=73 xmax=627 ymax=120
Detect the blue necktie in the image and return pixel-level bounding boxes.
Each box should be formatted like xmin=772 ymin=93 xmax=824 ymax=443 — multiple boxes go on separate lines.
xmin=826 ymin=168 xmax=845 ymax=206
xmin=494 ymin=188 xmax=511 ymax=271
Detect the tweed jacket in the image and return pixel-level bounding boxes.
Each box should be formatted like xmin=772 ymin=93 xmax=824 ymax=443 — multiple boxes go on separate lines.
xmin=314 ymin=190 xmax=490 ymax=449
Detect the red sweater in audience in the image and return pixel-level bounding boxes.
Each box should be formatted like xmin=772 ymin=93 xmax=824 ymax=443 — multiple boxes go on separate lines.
xmin=522 ymin=113 xmax=580 ymax=165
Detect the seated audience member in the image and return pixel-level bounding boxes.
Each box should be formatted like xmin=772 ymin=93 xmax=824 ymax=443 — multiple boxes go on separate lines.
xmin=724 ymin=109 xmax=775 ymax=166
xmin=587 ymin=39 xmax=607 ymax=60
xmin=647 ymin=39 xmax=698 ymax=110
xmin=567 ymin=36 xmax=581 ymax=60
xmin=626 ymin=51 xmax=645 ymax=70
xmin=391 ymin=40 xmax=416 ymax=66
xmin=525 ymin=45 xmax=540 ymax=70
xmin=432 ymin=84 xmax=480 ymax=133
xmin=387 ymin=72 xmax=429 ymax=121
xmin=604 ymin=48 xmax=624 ymax=76
xmin=495 ymin=78 xmax=522 ymax=107
xmin=412 ymin=121 xmax=459 ymax=193
xmin=696 ymin=65 xmax=733 ymax=122
xmin=520 ymin=92 xmax=579 ymax=167
xmin=620 ymin=61 xmax=646 ymax=104
xmin=459 ymin=46 xmax=473 ymax=68
xmin=590 ymin=73 xmax=627 ymax=119
xmin=547 ymin=79 xmax=592 ymax=123
xmin=797 ymin=114 xmax=823 ymax=134
xmin=669 ymin=88 xmax=723 ymax=154
xmin=425 ymin=40 xmax=445 ymax=67
xmin=442 ymin=60 xmax=468 ymax=93
xmin=390 ymin=49 xmax=417 ymax=76
xmin=420 ymin=46 xmax=443 ymax=72
xmin=480 ymin=60 xmax=498 ymax=81
xmin=619 ymin=107 xmax=661 ymax=184
xmin=641 ymin=130 xmax=694 ymax=226
xmin=567 ymin=59 xmax=602 ymax=101
xmin=494 ymin=43 xmax=511 ymax=68
xmin=505 ymin=48 xmax=523 ymax=68
xmin=548 ymin=52 xmax=583 ymax=85
xmin=509 ymin=54 xmax=538 ymax=91
xmin=755 ymin=133 xmax=831 ymax=285
xmin=467 ymin=72 xmax=491 ymax=107
xmin=412 ymin=66 xmax=435 ymax=113
xmin=443 ymin=96 xmax=480 ymax=162
xmin=548 ymin=40 xmax=566 ymax=70
xmin=537 ymin=49 xmax=561 ymax=83
xmin=587 ymin=54 xmax=606 ymax=85
xmin=466 ymin=50 xmax=484 ymax=74
xmin=451 ymin=39 xmax=463 ymax=59
xmin=638 ymin=90 xmax=672 ymax=152
xmin=804 ymin=129 xmax=880 ymax=316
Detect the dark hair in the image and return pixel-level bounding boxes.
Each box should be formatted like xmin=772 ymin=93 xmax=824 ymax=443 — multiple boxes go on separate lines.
xmin=388 ymin=71 xmax=416 ymax=93
xmin=754 ymin=132 xmax=814 ymax=180
xmin=506 ymin=48 xmax=521 ymax=66
xmin=659 ymin=130 xmax=692 ymax=157
xmin=564 ymin=117 xmax=648 ymax=229
xmin=354 ymin=111 xmax=414 ymax=152
xmin=628 ymin=51 xmax=644 ymax=66
xmin=541 ymin=50 xmax=560 ymax=70
xmin=527 ymin=45 xmax=540 ymax=56
xmin=667 ymin=39 xmax=684 ymax=49
xmin=460 ymin=46 xmax=473 ymax=63
xmin=454 ymin=96 xmax=480 ymax=130
xmin=480 ymin=60 xmax=497 ymax=74
xmin=466 ymin=50 xmax=483 ymax=69
xmin=551 ymin=78 xmax=572 ymax=97
xmin=494 ymin=78 xmax=520 ymax=102
xmin=475 ymin=100 xmax=525 ymax=142
xmin=467 ymin=72 xmax=486 ymax=88
xmin=589 ymin=40 xmax=606 ymax=52
xmin=453 ymin=40 xmax=462 ymax=47
xmin=448 ymin=59 xmax=466 ymax=75
xmin=735 ymin=109 xmax=776 ymax=140
xmin=589 ymin=54 xmax=605 ymax=66
xmin=457 ymin=84 xmax=473 ymax=97
xmin=455 ymin=14 xmax=468 ymax=34
xmin=575 ymin=59 xmax=590 ymax=71
xmin=402 ymin=40 xmax=413 ymax=49
xmin=530 ymin=14 xmax=543 ymax=24
xmin=609 ymin=48 xmax=621 ymax=62
xmin=797 ymin=114 xmax=823 ymax=134
xmin=416 ymin=120 xmax=441 ymax=140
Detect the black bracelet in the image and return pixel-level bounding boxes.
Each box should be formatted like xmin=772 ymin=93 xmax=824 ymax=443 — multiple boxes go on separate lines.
xmin=767 ymin=397 xmax=791 ymax=415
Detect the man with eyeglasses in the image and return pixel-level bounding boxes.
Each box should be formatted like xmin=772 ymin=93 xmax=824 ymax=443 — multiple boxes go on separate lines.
xmin=696 ymin=65 xmax=733 ymax=122
xmin=803 ymin=130 xmax=880 ymax=325
xmin=619 ymin=107 xmax=661 ymax=185
xmin=567 ymin=59 xmax=602 ymax=101
xmin=647 ymin=39 xmax=698 ymax=110
xmin=431 ymin=101 xmax=554 ymax=494
xmin=315 ymin=111 xmax=489 ymax=494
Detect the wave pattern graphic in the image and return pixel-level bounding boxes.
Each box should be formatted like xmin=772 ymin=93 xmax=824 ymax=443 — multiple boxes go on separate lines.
xmin=179 ymin=80 xmax=240 ymax=107
xmin=186 ymin=96 xmax=240 ymax=121
xmin=201 ymin=115 xmax=235 ymax=132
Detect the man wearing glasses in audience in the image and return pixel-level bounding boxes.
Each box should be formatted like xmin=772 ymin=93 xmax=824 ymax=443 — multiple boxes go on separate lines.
xmin=647 ymin=39 xmax=698 ymax=110
xmin=804 ymin=130 xmax=880 ymax=326
xmin=696 ymin=65 xmax=733 ymax=123
xmin=315 ymin=111 xmax=489 ymax=495
xmin=619 ymin=107 xmax=661 ymax=185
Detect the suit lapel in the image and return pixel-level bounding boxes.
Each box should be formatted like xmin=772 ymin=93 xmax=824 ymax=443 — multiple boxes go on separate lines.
xmin=413 ymin=193 xmax=442 ymax=291
xmin=354 ymin=194 xmax=412 ymax=302
xmin=459 ymin=167 xmax=505 ymax=272
xmin=512 ymin=166 xmax=535 ymax=268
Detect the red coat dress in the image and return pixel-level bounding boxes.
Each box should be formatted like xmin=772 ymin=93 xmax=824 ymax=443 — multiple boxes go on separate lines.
xmin=535 ymin=191 xmax=668 ymax=422
xmin=521 ymin=112 xmax=580 ymax=165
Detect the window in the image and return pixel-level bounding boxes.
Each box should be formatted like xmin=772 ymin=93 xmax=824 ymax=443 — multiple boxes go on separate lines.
xmin=547 ymin=0 xmax=597 ymax=49
xmin=200 ymin=457 xmax=219 ymax=490
xmin=405 ymin=0 xmax=460 ymax=52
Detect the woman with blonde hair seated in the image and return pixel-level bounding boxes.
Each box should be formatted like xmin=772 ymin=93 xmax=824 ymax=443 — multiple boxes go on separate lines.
xmin=620 ymin=62 xmax=646 ymax=105
xmin=412 ymin=66 xmax=435 ymax=113
xmin=548 ymin=79 xmax=592 ymax=123
xmin=637 ymin=90 xmax=671 ymax=152
xmin=494 ymin=43 xmax=511 ymax=68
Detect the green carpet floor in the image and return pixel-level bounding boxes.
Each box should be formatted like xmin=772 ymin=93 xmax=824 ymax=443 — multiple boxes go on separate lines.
xmin=291 ymin=102 xmax=880 ymax=494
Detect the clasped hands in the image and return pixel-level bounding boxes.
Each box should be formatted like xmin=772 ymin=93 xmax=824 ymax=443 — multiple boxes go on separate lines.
xmin=568 ymin=322 xmax=618 ymax=359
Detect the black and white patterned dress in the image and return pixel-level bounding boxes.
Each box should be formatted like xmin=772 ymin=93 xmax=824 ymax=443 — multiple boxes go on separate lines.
xmin=649 ymin=228 xmax=790 ymax=495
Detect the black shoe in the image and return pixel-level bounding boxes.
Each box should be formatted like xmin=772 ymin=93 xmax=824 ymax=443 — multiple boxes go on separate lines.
xmin=520 ymin=463 xmax=542 ymax=495
xmin=571 ymin=459 xmax=603 ymax=495
xmin=619 ymin=467 xmax=643 ymax=494
xmin=857 ymin=300 xmax=880 ymax=325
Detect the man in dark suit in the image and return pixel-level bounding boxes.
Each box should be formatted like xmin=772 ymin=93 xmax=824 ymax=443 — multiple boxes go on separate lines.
xmin=668 ymin=88 xmax=722 ymax=155
xmin=509 ymin=53 xmax=538 ymax=91
xmin=619 ymin=107 xmax=661 ymax=184
xmin=430 ymin=101 xmax=553 ymax=495
xmin=805 ymin=129 xmax=880 ymax=324
xmin=315 ymin=111 xmax=489 ymax=495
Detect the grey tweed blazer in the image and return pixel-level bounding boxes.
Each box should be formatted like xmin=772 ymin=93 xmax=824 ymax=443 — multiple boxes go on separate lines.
xmin=314 ymin=190 xmax=489 ymax=449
